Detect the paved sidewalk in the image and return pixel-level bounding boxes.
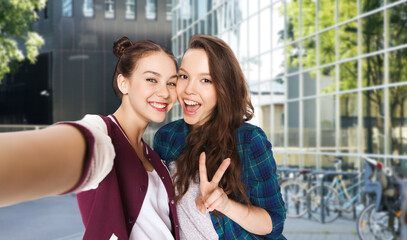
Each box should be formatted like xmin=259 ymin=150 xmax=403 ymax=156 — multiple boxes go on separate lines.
xmin=0 ymin=195 xmax=359 ymax=240
xmin=284 ymin=217 xmax=359 ymax=240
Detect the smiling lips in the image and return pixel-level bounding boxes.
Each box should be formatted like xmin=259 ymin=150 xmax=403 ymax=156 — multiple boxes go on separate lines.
xmin=183 ymin=99 xmax=201 ymax=114
xmin=149 ymin=102 xmax=168 ymax=112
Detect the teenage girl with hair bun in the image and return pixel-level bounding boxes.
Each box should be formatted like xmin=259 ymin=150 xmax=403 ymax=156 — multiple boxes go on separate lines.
xmin=0 ymin=36 xmax=180 ymax=240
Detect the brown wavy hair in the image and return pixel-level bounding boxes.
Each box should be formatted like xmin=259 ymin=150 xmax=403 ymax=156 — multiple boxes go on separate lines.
xmin=112 ymin=36 xmax=177 ymax=99
xmin=174 ymin=34 xmax=254 ymax=206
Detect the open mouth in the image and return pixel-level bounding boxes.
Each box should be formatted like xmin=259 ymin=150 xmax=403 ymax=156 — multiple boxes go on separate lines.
xmin=149 ymin=102 xmax=167 ymax=112
xmin=183 ymin=99 xmax=201 ymax=114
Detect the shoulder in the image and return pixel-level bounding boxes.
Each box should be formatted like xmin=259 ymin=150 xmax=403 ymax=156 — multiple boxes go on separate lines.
xmin=154 ymin=119 xmax=188 ymax=164
xmin=155 ymin=119 xmax=187 ymax=137
xmin=237 ymin=123 xmax=275 ymax=179
xmin=236 ymin=122 xmax=270 ymax=147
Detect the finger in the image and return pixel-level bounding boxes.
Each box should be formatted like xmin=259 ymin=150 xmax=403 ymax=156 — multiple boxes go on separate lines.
xmin=204 ymin=187 xmax=224 ymax=208
xmin=207 ymin=192 xmax=228 ymax=212
xmin=195 ymin=196 xmax=206 ymax=214
xmin=199 ymin=152 xmax=208 ymax=183
xmin=211 ymin=158 xmax=231 ymax=184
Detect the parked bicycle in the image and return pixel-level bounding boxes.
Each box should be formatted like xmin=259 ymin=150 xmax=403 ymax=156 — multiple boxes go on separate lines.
xmin=307 ymin=158 xmax=365 ymax=223
xmin=357 ymin=157 xmax=403 ymax=240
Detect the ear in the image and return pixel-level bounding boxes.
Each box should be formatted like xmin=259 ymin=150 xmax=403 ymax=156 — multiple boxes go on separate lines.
xmin=117 ymin=74 xmax=129 ymax=95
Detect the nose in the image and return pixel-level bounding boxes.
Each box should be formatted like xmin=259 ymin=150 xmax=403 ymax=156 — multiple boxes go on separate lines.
xmin=184 ymin=78 xmax=197 ymax=95
xmin=156 ymin=83 xmax=170 ymax=98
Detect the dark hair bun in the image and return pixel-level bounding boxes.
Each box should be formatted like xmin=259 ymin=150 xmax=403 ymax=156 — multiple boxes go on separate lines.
xmin=113 ymin=37 xmax=133 ymax=57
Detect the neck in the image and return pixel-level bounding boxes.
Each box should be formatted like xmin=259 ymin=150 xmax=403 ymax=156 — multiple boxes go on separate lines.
xmin=113 ymin=105 xmax=148 ymax=147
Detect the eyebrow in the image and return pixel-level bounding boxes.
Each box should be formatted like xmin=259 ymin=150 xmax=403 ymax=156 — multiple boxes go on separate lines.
xmin=179 ymin=67 xmax=210 ymax=77
xmin=144 ymin=70 xmax=178 ymax=80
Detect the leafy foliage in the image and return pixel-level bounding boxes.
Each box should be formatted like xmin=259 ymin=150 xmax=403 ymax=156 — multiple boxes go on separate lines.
xmin=0 ymin=0 xmax=46 ymax=82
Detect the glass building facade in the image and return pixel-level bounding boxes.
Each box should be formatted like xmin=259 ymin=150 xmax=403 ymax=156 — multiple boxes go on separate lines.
xmin=170 ymin=0 xmax=407 ymax=171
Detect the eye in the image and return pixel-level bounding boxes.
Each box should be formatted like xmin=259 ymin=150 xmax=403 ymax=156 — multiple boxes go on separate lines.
xmin=179 ymin=74 xmax=188 ymax=80
xmin=167 ymin=82 xmax=177 ymax=87
xmin=147 ymin=78 xmax=157 ymax=83
xmin=201 ymin=78 xmax=212 ymax=84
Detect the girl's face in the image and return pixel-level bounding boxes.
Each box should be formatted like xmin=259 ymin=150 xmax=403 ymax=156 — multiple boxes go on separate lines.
xmin=177 ymin=49 xmax=217 ymax=126
xmin=120 ymin=52 xmax=178 ymax=123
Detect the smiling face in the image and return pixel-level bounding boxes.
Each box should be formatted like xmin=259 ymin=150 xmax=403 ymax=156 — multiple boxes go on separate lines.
xmin=177 ymin=49 xmax=217 ymax=126
xmin=119 ymin=51 xmax=178 ymax=124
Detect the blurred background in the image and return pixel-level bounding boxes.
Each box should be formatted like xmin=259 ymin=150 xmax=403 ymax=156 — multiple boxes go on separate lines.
xmin=1 ymin=0 xmax=407 ymax=239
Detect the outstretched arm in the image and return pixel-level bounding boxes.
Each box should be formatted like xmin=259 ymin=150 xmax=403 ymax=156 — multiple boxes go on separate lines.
xmin=0 ymin=124 xmax=86 ymax=207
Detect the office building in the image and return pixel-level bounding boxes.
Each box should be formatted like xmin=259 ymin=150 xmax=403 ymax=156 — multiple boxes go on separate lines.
xmin=170 ymin=0 xmax=407 ymax=170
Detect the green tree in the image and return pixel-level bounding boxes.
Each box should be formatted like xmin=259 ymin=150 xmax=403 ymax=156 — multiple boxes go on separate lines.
xmin=284 ymin=0 xmax=407 ymax=155
xmin=0 ymin=0 xmax=47 ymax=83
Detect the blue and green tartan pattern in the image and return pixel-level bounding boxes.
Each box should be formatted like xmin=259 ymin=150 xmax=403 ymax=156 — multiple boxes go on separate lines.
xmin=154 ymin=119 xmax=286 ymax=239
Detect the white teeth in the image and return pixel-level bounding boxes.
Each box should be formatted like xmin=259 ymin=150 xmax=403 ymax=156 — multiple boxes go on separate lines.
xmin=151 ymin=102 xmax=166 ymax=109
xmin=184 ymin=99 xmax=199 ymax=105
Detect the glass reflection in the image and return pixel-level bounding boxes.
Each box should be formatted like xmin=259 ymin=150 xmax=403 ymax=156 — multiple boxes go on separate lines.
xmin=272 ymin=1 xmax=285 ymax=48
xmin=145 ymin=0 xmax=156 ymax=20
xmin=303 ymin=98 xmax=316 ymax=150
xmin=339 ymin=60 xmax=357 ymax=91
xmin=361 ymin=12 xmax=383 ymax=54
xmin=261 ymin=105 xmax=271 ymax=139
xmin=286 ymin=0 xmax=299 ymax=42
xmin=388 ymin=2 xmax=407 ymax=48
xmin=302 ymin=0 xmax=316 ymax=36
xmin=362 ymin=89 xmax=385 ymax=154
xmin=273 ymin=104 xmax=285 ymax=147
xmin=62 ymin=0 xmax=72 ymax=17
xmin=320 ymin=95 xmax=336 ymax=151
xmin=288 ymin=101 xmax=299 ymax=147
xmin=303 ymin=70 xmax=316 ymax=97
xmin=272 ymin=48 xmax=285 ymax=79
xmin=389 ymin=86 xmax=407 ymax=155
xmin=302 ymin=37 xmax=316 ymax=70
xmin=318 ymin=0 xmax=334 ymax=30
xmin=320 ymin=66 xmax=335 ymax=94
xmin=389 ymin=48 xmax=407 ymax=84
xmin=287 ymin=74 xmax=299 ymax=99
xmin=362 ymin=54 xmax=384 ymax=87
xmin=339 ymin=0 xmax=357 ymax=23
xmin=339 ymin=21 xmax=357 ymax=60
xmin=361 ymin=0 xmax=383 ymax=13
xmin=319 ymin=28 xmax=335 ymax=65
xmin=340 ymin=93 xmax=358 ymax=153
xmin=259 ymin=53 xmax=271 ymax=82
xmin=260 ymin=8 xmax=271 ymax=52
xmin=248 ymin=15 xmax=259 ymax=57
xmin=83 ymin=0 xmax=94 ymax=18
xmin=105 ymin=0 xmax=115 ymax=19
xmin=125 ymin=0 xmax=135 ymax=20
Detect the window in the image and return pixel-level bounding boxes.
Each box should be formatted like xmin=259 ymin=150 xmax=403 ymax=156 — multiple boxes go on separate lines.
xmin=105 ymin=0 xmax=115 ymax=19
xmin=83 ymin=0 xmax=94 ymax=18
xmin=126 ymin=0 xmax=136 ymax=20
xmin=166 ymin=0 xmax=172 ymax=21
xmin=146 ymin=0 xmax=156 ymax=20
xmin=62 ymin=0 xmax=72 ymax=17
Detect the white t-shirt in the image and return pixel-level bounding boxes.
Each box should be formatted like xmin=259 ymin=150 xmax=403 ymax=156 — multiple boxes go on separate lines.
xmin=130 ymin=170 xmax=173 ymax=240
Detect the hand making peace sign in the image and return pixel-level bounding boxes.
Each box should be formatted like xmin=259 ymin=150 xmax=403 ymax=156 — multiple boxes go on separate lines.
xmin=195 ymin=152 xmax=231 ymax=214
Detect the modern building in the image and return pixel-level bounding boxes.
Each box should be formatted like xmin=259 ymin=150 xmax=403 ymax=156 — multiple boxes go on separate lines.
xmin=0 ymin=0 xmax=172 ymax=126
xmin=170 ymin=0 xmax=407 ymax=171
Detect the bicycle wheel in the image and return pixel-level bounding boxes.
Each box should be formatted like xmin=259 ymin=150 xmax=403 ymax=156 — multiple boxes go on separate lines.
xmin=280 ymin=180 xmax=308 ymax=218
xmin=357 ymin=203 xmax=399 ymax=240
xmin=307 ymin=184 xmax=341 ymax=223
xmin=340 ymin=189 xmax=369 ymax=220
xmin=357 ymin=204 xmax=376 ymax=239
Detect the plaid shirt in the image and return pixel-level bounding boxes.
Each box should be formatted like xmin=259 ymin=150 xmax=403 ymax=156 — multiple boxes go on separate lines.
xmin=154 ymin=119 xmax=286 ymax=240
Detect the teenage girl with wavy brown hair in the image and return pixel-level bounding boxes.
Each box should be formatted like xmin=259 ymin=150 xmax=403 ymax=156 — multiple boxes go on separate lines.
xmin=154 ymin=34 xmax=286 ymax=239
xmin=0 ymin=37 xmax=180 ymax=240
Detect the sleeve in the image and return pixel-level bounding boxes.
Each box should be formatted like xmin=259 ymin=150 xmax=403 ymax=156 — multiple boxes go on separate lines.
xmin=246 ymin=127 xmax=286 ymax=238
xmin=58 ymin=114 xmax=116 ymax=193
